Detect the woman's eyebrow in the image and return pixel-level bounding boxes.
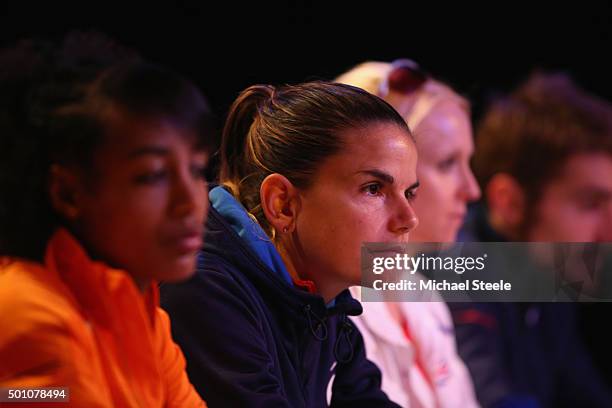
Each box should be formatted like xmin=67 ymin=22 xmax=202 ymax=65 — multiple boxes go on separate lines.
xmin=356 ymin=170 xmax=420 ymax=190
xmin=127 ymin=146 xmax=169 ymax=158
xmin=356 ymin=169 xmax=395 ymax=184
xmin=407 ymin=180 xmax=420 ymax=190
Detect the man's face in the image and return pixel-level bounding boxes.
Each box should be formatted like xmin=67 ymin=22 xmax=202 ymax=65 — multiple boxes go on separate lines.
xmin=527 ymin=153 xmax=612 ymax=242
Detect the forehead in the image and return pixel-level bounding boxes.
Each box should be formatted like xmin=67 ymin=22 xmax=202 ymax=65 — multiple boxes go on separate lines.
xmin=100 ymin=109 xmax=200 ymax=156
xmin=316 ymin=122 xmax=417 ymax=182
xmin=549 ymin=153 xmax=612 ymax=191
xmin=413 ymin=101 xmax=473 ymax=155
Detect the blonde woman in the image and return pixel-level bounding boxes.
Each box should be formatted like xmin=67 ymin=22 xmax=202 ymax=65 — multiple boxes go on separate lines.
xmin=338 ymin=60 xmax=481 ymax=408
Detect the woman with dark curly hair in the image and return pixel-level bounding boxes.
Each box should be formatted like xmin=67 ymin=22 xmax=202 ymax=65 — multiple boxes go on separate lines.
xmin=0 ymin=33 xmax=213 ymax=407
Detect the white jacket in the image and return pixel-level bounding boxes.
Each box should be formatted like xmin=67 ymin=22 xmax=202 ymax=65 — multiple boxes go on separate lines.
xmin=350 ymin=287 xmax=480 ymax=408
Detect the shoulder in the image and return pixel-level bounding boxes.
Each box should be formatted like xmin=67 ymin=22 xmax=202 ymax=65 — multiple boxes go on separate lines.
xmin=162 ymin=254 xmax=257 ymax=305
xmin=0 ymin=260 xmax=80 ymax=338
xmin=0 ymin=260 xmax=95 ymax=387
xmin=160 ymin=258 xmax=270 ymax=335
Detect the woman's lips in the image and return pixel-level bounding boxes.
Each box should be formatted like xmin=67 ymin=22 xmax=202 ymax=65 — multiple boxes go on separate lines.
xmin=175 ymin=234 xmax=203 ymax=253
xmin=167 ymin=228 xmax=203 ymax=254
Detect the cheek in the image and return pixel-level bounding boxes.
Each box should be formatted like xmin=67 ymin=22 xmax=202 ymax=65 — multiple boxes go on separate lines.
xmin=79 ymin=184 xmax=166 ymax=249
xmin=300 ymin=198 xmax=369 ymax=244
xmin=297 ymin=197 xmax=384 ymax=269
xmin=417 ymin=164 xmax=457 ymax=200
xmin=324 ymin=209 xmax=391 ymax=277
xmin=413 ymin=188 xmax=438 ymax=218
xmin=413 ymin=179 xmax=446 ymax=221
xmin=302 ymin=218 xmax=369 ymax=285
xmin=336 ymin=198 xmax=392 ymax=240
xmin=412 ymin=180 xmax=463 ymax=241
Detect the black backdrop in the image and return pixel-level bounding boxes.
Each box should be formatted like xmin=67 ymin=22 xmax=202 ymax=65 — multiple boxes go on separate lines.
xmin=4 ymin=2 xmax=612 ymax=125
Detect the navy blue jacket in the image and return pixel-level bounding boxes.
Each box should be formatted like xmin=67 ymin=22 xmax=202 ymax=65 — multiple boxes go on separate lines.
xmin=161 ymin=187 xmax=399 ymax=408
xmin=452 ymin=204 xmax=612 ymax=408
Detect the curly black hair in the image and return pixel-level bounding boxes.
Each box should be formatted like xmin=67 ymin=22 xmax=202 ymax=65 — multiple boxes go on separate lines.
xmin=0 ymin=32 xmax=214 ymax=261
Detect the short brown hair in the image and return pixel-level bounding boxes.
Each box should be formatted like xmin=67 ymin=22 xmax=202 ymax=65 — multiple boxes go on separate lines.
xmin=475 ymin=72 xmax=612 ymax=214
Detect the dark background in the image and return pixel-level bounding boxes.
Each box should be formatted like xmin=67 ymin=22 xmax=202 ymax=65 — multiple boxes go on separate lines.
xmin=4 ymin=0 xmax=612 ymax=383
xmin=3 ymin=2 xmax=612 ymax=126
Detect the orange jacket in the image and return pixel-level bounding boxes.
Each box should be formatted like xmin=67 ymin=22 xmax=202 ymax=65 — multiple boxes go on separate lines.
xmin=0 ymin=229 xmax=206 ymax=407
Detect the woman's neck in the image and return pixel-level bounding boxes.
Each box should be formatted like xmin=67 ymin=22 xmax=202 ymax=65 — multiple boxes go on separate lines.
xmin=276 ymin=244 xmax=340 ymax=304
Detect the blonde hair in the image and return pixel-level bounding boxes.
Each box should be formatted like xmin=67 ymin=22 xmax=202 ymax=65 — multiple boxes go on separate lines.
xmin=335 ymin=60 xmax=469 ymax=132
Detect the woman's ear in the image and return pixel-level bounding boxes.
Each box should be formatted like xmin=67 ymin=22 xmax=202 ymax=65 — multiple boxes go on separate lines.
xmin=260 ymin=173 xmax=301 ymax=235
xmin=486 ymin=173 xmax=525 ymax=236
xmin=48 ymin=164 xmax=85 ymax=221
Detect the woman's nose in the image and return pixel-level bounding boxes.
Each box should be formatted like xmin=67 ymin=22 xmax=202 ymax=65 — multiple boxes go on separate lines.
xmin=171 ymin=170 xmax=206 ymax=219
xmin=389 ymin=196 xmax=419 ymax=236
xmin=460 ymin=163 xmax=481 ymax=202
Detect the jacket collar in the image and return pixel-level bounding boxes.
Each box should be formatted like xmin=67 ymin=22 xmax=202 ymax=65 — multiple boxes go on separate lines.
xmin=203 ymin=186 xmax=362 ymax=324
xmin=209 ymin=186 xmax=294 ymax=286
xmin=45 ymin=228 xmax=158 ymax=327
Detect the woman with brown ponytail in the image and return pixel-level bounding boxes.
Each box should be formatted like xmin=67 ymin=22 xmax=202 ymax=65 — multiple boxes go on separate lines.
xmin=337 ymin=60 xmax=481 ymax=408
xmin=161 ymin=82 xmax=420 ymax=407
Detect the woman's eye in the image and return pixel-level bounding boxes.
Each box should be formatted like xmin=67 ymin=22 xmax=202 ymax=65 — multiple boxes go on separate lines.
xmin=134 ymin=170 xmax=167 ymax=185
xmin=437 ymin=156 xmax=457 ymax=171
xmin=405 ymin=189 xmax=418 ymax=201
xmin=363 ymin=183 xmax=382 ymax=196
